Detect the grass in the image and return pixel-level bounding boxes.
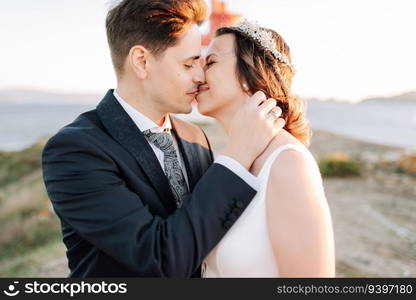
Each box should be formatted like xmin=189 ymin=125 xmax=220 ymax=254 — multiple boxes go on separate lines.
xmin=0 ymin=238 xmax=66 ymax=277
xmin=0 ymin=139 xmax=66 ymax=276
xmin=0 ymin=213 xmax=62 ymax=261
xmin=397 ymin=153 xmax=416 ymax=176
xmin=319 ymin=152 xmax=364 ymax=177
xmin=0 ymin=139 xmax=45 ymax=188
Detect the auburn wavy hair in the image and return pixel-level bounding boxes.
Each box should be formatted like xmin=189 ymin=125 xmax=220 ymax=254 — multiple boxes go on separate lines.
xmin=216 ymin=27 xmax=311 ymax=147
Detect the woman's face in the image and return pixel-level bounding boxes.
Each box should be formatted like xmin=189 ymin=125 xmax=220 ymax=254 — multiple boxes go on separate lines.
xmin=196 ymin=34 xmax=247 ymax=117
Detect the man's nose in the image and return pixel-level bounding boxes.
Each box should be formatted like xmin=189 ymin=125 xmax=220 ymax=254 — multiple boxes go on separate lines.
xmin=193 ymin=64 xmax=205 ymax=85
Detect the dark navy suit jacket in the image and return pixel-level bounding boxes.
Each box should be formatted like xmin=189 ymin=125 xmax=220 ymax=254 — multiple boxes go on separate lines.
xmin=42 ymin=90 xmax=256 ymax=277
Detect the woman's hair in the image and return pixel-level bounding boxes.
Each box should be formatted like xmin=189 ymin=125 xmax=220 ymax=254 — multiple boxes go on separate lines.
xmin=216 ymin=26 xmax=311 ymax=147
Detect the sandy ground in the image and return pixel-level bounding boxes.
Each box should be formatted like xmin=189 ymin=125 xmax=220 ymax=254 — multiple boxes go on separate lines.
xmin=35 ymin=123 xmax=416 ymax=277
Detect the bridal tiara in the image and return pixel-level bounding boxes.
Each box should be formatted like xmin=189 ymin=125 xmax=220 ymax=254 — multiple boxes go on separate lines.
xmin=233 ymin=19 xmax=296 ymax=72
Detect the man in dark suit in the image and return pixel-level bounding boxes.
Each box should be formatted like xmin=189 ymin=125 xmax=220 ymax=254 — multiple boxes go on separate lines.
xmin=42 ymin=0 xmax=284 ymax=277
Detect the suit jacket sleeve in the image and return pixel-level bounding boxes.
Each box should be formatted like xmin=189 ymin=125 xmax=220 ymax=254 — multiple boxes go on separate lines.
xmin=42 ymin=129 xmax=256 ymax=277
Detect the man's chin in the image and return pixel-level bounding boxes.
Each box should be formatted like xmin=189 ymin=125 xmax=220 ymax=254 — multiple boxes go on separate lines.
xmin=171 ymin=103 xmax=193 ymax=115
xmin=183 ymin=106 xmax=193 ymax=114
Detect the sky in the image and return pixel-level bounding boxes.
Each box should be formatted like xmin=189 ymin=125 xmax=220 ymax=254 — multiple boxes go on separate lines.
xmin=1 ymin=0 xmax=415 ymax=102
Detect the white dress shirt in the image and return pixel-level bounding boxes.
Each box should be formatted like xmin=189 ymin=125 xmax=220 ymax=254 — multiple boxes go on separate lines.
xmin=113 ymin=90 xmax=259 ymax=191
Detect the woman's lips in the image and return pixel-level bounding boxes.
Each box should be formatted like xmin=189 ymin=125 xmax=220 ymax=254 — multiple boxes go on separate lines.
xmin=198 ymin=86 xmax=209 ymax=94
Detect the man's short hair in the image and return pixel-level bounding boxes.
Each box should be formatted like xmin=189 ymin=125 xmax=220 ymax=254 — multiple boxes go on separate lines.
xmin=106 ymin=0 xmax=208 ymax=75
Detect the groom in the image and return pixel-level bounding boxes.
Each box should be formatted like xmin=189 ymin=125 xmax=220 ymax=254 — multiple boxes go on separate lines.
xmin=42 ymin=0 xmax=284 ymax=277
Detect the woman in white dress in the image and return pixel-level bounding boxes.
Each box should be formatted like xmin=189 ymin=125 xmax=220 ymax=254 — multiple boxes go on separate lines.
xmin=196 ymin=19 xmax=335 ymax=277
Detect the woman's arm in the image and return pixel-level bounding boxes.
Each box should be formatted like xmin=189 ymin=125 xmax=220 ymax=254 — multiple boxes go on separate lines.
xmin=266 ymin=149 xmax=335 ymax=277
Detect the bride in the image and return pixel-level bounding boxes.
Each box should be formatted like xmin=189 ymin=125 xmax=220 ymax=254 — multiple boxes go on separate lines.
xmin=196 ymin=19 xmax=335 ymax=277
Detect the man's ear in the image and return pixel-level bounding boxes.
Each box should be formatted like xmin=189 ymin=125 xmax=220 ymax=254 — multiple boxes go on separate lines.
xmin=128 ymin=45 xmax=149 ymax=79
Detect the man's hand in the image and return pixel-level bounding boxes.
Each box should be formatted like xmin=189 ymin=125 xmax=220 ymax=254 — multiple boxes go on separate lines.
xmin=223 ymin=91 xmax=286 ymax=170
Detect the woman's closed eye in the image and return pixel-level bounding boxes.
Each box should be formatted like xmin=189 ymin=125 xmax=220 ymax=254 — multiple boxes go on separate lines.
xmin=205 ymin=61 xmax=215 ymax=68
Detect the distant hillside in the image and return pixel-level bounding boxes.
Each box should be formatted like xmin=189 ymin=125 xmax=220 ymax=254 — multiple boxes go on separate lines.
xmin=1 ymin=88 xmax=415 ymax=105
xmin=360 ymin=91 xmax=416 ymax=104
xmin=0 ymin=89 xmax=100 ymax=104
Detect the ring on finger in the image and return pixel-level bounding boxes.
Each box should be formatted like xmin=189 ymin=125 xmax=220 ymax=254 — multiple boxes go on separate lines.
xmin=268 ymin=109 xmax=280 ymax=119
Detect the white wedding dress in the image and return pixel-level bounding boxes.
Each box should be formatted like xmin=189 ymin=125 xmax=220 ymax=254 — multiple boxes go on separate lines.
xmin=201 ymin=143 xmax=324 ymax=277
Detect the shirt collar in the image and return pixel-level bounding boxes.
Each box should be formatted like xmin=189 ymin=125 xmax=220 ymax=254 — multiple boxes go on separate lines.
xmin=113 ymin=90 xmax=172 ymax=133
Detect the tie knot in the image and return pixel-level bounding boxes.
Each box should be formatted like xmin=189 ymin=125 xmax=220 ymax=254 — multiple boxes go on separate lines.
xmin=143 ymin=130 xmax=174 ymax=152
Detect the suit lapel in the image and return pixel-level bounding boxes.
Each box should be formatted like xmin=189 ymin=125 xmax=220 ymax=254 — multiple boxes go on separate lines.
xmin=170 ymin=117 xmax=203 ymax=192
xmin=96 ymin=90 xmax=177 ymax=213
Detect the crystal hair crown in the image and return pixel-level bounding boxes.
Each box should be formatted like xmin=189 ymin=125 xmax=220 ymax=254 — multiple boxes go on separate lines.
xmin=234 ymin=18 xmax=295 ymax=72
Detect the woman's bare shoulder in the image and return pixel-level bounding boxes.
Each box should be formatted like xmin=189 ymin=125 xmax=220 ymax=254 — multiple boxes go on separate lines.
xmin=250 ymin=129 xmax=304 ymax=176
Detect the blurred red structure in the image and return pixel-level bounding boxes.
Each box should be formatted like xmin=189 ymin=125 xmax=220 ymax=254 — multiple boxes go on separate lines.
xmin=202 ymin=0 xmax=241 ymax=46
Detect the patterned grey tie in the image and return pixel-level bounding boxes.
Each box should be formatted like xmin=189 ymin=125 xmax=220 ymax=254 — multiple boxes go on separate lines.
xmin=143 ymin=129 xmax=189 ymax=208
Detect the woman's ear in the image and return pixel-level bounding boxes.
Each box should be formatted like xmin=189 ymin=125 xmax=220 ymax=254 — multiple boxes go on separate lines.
xmin=129 ymin=45 xmax=149 ymax=79
xmin=242 ymin=83 xmax=250 ymax=92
